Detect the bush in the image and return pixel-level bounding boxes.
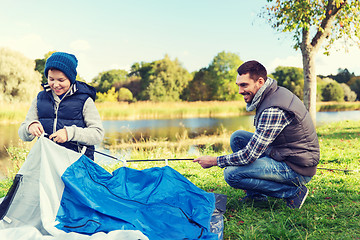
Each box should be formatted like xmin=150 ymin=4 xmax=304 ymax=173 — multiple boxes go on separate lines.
xmin=96 ymin=87 xmax=118 ymax=102
xmin=321 ymin=82 xmax=344 ymax=102
xmin=0 ymin=48 xmax=42 ymax=102
xmin=118 ymin=87 xmax=133 ymax=102
xmin=340 ymin=83 xmax=357 ymax=102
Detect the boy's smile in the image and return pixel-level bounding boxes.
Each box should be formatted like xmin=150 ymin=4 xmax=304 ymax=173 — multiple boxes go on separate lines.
xmin=47 ymin=69 xmax=71 ymax=96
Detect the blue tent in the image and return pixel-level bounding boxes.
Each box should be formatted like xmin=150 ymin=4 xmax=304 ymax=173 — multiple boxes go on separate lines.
xmin=0 ymin=136 xmax=226 ymax=239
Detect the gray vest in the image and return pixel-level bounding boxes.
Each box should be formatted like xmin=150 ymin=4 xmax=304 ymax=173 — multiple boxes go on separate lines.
xmin=254 ymin=80 xmax=320 ymax=176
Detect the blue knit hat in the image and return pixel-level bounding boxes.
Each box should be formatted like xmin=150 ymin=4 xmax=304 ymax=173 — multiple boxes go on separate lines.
xmin=45 ymin=52 xmax=78 ymax=84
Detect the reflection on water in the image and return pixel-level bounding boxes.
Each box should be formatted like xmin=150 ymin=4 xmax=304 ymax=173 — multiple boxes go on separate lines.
xmin=102 ymin=115 xmax=255 ymax=144
xmin=0 ymin=111 xmax=359 ymax=177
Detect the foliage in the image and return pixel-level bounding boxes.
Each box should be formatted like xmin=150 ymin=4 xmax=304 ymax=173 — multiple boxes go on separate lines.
xmin=327 ymin=68 xmax=355 ymax=84
xmin=263 ymin=0 xmax=360 ymax=53
xmin=118 ymin=87 xmax=133 ymax=102
xmin=0 ymin=48 xmax=42 ymax=103
xmin=96 ymin=87 xmax=119 ymax=102
xmin=262 ymin=0 xmax=360 ymax=122
xmin=272 ymin=66 xmax=304 ymax=99
xmin=35 ymin=51 xmax=55 ymax=84
xmin=113 ymin=75 xmax=141 ymax=100
xmin=349 ymin=76 xmax=360 ymax=100
xmin=5 ymin=145 xmax=29 ymax=179
xmin=35 ymin=58 xmax=47 ymax=84
xmin=207 ymin=51 xmax=243 ymax=101
xmin=131 ymin=55 xmax=192 ymax=102
xmin=321 ymin=81 xmax=344 ymax=101
xmin=183 ymin=68 xmax=213 ymax=101
xmin=92 ymin=69 xmax=128 ymax=93
xmin=184 ymin=51 xmax=243 ymax=101
xmin=340 ymin=83 xmax=357 ymax=101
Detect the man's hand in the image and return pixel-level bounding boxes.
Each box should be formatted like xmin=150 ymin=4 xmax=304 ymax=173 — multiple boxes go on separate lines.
xmin=49 ymin=129 xmax=68 ymax=143
xmin=193 ymin=156 xmax=218 ymax=169
xmin=28 ymin=122 xmax=44 ymax=137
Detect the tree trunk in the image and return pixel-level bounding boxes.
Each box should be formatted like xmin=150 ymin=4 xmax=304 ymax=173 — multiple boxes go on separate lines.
xmin=302 ymin=47 xmax=317 ymax=126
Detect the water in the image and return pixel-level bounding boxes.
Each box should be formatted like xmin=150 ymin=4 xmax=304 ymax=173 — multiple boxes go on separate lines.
xmin=102 ymin=115 xmax=254 ymax=142
xmin=1 ymin=111 xmax=359 ymax=176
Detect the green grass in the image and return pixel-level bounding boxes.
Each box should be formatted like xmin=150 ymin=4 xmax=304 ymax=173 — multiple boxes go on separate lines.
xmin=1 ymin=120 xmax=360 ymax=239
xmin=317 ymin=101 xmax=360 ymax=112
xmin=1 ymin=101 xmax=359 ymax=123
xmin=95 ymin=101 xmax=249 ymax=120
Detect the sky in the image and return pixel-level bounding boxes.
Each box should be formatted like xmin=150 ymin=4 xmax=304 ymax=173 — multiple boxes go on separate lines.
xmin=1 ymin=0 xmax=359 ymax=82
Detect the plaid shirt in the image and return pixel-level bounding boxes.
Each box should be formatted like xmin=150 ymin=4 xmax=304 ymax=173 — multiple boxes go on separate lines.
xmin=217 ymin=107 xmax=294 ymax=168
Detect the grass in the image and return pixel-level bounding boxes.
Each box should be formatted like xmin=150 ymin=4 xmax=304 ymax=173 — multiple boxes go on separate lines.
xmin=1 ymin=101 xmax=359 ymax=123
xmin=1 ymin=120 xmax=360 ymax=239
xmin=0 ymin=102 xmax=30 ymax=124
xmin=95 ymin=101 xmax=249 ymax=120
xmin=317 ymin=101 xmax=360 ymax=112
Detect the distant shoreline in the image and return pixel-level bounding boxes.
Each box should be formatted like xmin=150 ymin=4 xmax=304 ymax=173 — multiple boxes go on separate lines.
xmin=0 ymin=101 xmax=359 ymax=124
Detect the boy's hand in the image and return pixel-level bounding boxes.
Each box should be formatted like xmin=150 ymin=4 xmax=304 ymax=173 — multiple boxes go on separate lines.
xmin=49 ymin=129 xmax=68 ymax=143
xmin=28 ymin=122 xmax=44 ymax=137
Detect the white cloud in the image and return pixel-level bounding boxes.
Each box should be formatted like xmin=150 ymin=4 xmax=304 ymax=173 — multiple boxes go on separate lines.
xmin=70 ymin=40 xmax=91 ymax=51
xmin=0 ymin=34 xmax=52 ymax=59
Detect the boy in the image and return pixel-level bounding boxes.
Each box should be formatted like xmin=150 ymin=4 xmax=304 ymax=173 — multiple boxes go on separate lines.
xmin=19 ymin=52 xmax=104 ymax=160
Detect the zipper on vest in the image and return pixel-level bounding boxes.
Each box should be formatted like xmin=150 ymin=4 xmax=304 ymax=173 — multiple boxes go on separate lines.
xmin=53 ymin=103 xmax=59 ymax=133
xmin=52 ymin=89 xmax=72 ymax=133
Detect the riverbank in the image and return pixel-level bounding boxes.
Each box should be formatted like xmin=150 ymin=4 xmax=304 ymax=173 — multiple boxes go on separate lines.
xmin=1 ymin=120 xmax=359 ymax=239
xmin=1 ymin=101 xmax=359 ymax=124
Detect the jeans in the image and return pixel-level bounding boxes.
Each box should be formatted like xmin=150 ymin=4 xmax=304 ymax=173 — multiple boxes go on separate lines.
xmin=223 ymin=130 xmax=312 ymax=199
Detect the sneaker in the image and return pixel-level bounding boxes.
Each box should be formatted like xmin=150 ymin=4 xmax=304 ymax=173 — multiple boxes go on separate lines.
xmin=241 ymin=195 xmax=268 ymax=203
xmin=285 ymin=185 xmax=309 ymax=209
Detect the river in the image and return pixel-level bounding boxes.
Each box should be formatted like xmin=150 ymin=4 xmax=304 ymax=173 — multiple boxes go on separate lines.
xmin=0 ymin=110 xmax=359 ymax=177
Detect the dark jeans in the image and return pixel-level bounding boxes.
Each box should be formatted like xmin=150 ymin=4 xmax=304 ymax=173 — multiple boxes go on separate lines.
xmin=223 ymin=130 xmax=312 ymax=199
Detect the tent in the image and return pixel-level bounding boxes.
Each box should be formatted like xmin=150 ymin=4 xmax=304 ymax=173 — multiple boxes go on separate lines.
xmin=0 ymin=136 xmax=226 ymax=239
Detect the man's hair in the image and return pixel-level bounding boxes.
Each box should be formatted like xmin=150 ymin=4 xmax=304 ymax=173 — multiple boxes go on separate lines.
xmin=237 ymin=60 xmax=267 ymax=81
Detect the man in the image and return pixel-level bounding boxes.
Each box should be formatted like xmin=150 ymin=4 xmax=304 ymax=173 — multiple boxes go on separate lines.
xmin=193 ymin=60 xmax=319 ymax=209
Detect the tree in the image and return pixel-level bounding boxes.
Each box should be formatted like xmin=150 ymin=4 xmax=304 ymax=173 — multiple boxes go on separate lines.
xmin=96 ymin=87 xmax=118 ymax=102
xmin=0 ymin=48 xmax=42 ymax=102
xmin=340 ymin=83 xmax=357 ymax=101
xmin=184 ymin=51 xmax=243 ymax=101
xmin=183 ymin=68 xmax=213 ymax=101
xmin=118 ymin=87 xmax=133 ymax=102
xmin=263 ymin=0 xmax=360 ymax=124
xmin=271 ymin=66 xmax=304 ymax=99
xmin=207 ymin=51 xmax=243 ymax=101
xmin=348 ymin=76 xmax=360 ymax=99
xmin=92 ymin=69 xmax=128 ymax=93
xmin=35 ymin=51 xmax=56 ymax=84
xmin=328 ymin=68 xmax=355 ymax=83
xmin=321 ymin=81 xmax=344 ymax=101
xmin=131 ymin=55 xmax=192 ymax=101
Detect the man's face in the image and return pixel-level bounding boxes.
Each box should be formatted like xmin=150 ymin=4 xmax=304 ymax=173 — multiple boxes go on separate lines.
xmin=236 ymin=73 xmax=265 ymax=103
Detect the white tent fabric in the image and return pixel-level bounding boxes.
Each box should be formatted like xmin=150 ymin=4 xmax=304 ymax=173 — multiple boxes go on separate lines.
xmin=0 ymin=136 xmax=148 ymax=240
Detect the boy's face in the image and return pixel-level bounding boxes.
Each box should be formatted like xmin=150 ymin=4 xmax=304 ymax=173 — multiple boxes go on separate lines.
xmin=47 ymin=69 xmax=71 ymax=96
